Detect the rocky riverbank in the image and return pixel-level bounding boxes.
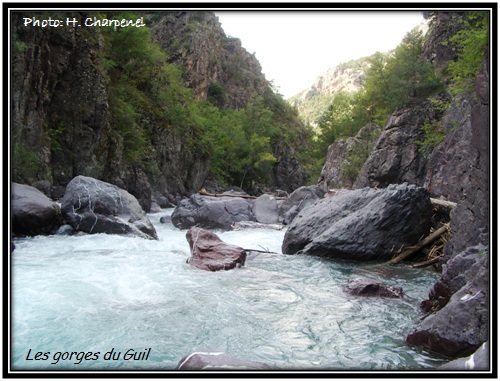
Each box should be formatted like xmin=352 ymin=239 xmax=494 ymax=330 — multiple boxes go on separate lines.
xmin=11 ymin=173 xmax=489 ymax=370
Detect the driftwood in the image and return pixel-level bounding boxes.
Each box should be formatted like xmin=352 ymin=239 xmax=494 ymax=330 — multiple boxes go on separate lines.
xmin=430 ymin=198 xmax=457 ymax=212
xmin=198 ymin=188 xmax=287 ymax=200
xmin=387 ymin=223 xmax=450 ymax=265
xmin=199 ymin=188 xmax=257 ymax=199
xmin=412 ymin=255 xmax=443 ymax=269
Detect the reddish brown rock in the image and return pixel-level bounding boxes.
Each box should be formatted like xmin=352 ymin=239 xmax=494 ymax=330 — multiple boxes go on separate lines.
xmin=186 ymin=227 xmax=246 ymax=271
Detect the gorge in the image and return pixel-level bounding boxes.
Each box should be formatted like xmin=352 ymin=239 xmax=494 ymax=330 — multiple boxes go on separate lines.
xmin=9 ymin=9 xmax=491 ymax=374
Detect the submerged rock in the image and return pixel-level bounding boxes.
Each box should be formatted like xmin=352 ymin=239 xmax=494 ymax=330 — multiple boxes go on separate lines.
xmin=12 ymin=182 xmax=64 ymax=236
xmin=176 ymin=351 xmax=273 ymax=370
xmin=186 ymin=227 xmax=246 ymax=271
xmin=344 ymin=279 xmax=404 ymax=298
xmin=61 ymin=176 xmax=158 ymax=240
xmin=282 ymin=183 xmax=432 ymax=261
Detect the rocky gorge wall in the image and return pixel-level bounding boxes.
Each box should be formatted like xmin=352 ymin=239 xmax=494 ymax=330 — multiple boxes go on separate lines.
xmin=316 ymin=12 xmax=490 ymax=361
xmin=11 ymin=11 xmax=310 ymax=209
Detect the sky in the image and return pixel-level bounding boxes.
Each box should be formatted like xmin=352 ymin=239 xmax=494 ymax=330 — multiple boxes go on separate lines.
xmin=215 ymin=11 xmax=425 ymax=99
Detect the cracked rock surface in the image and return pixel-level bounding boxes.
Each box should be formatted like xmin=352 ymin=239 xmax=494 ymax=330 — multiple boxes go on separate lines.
xmin=61 ymin=175 xmax=158 ymax=240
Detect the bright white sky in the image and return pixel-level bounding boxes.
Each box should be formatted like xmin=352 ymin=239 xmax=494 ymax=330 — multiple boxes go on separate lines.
xmin=215 ymin=11 xmax=425 ymax=98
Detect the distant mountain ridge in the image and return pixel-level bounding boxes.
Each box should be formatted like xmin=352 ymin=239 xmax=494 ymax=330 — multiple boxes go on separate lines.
xmin=289 ymin=20 xmax=429 ymax=127
xmin=288 ymin=56 xmax=371 ymax=126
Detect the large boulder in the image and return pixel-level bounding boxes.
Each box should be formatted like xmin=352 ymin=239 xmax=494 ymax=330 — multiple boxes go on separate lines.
xmin=171 ymin=194 xmax=256 ymax=230
xmin=278 ymin=185 xmax=325 ymax=225
xmin=176 ymin=351 xmax=273 ymax=370
xmin=12 ymin=183 xmax=64 ymax=236
xmin=282 ymin=184 xmax=432 ymax=261
xmin=406 ymin=245 xmax=489 ymax=359
xmin=252 ymin=194 xmax=279 ymax=224
xmin=186 ymin=227 xmax=246 ymax=271
xmin=60 ymin=176 xmax=158 ymax=240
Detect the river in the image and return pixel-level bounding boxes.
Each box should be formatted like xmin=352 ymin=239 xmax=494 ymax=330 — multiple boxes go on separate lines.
xmin=11 ymin=209 xmax=446 ymax=371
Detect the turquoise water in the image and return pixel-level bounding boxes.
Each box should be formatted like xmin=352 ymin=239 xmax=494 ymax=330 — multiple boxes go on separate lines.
xmin=11 ymin=209 xmax=445 ymax=371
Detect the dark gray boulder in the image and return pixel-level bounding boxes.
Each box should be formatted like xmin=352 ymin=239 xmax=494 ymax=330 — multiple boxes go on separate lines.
xmin=159 ymin=215 xmax=172 ymax=224
xmin=253 ymin=194 xmax=279 ymax=224
xmin=344 ymin=278 xmax=404 ymax=298
xmin=12 ymin=182 xmax=64 ymax=236
xmin=278 ymin=185 xmax=325 ymax=225
xmin=406 ymin=245 xmax=489 ymax=359
xmin=60 ymin=176 xmax=158 ymax=240
xmin=176 ymin=351 xmax=273 ymax=370
xmin=282 ymin=184 xmax=432 ymax=261
xmin=171 ymin=194 xmax=255 ymax=230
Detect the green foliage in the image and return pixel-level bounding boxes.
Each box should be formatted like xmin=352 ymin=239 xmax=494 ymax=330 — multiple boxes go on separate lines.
xmin=312 ymin=91 xmax=370 ymax=171
xmin=341 ymin=125 xmax=381 ymax=182
xmin=414 ymin=95 xmax=450 ymax=157
xmin=47 ymin=122 xmax=66 ymax=153
xmin=361 ymin=29 xmax=443 ymax=126
xmin=446 ymin=11 xmax=489 ymax=94
xmin=12 ymin=143 xmax=42 ymax=181
xmin=95 ymin=11 xmax=310 ymax=191
xmin=311 ymin=27 xmax=445 ymax=180
xmin=207 ymin=82 xmax=225 ymax=108
xmin=362 ymin=51 xmax=393 ymax=125
xmin=416 ymin=120 xmax=446 ymax=157
xmin=11 ymin=28 xmax=28 ymax=55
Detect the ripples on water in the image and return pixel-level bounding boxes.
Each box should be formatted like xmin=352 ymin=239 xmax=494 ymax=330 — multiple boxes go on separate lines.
xmin=11 ymin=209 xmax=445 ymax=371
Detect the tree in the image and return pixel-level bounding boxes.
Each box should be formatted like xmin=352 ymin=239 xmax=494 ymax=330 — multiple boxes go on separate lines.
xmin=388 ymin=28 xmax=442 ymax=107
xmin=446 ymin=11 xmax=489 ymax=94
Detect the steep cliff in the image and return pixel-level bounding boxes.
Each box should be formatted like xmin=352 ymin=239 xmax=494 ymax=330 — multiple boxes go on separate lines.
xmin=316 ymin=11 xmax=490 ymax=360
xmin=11 ymin=11 xmax=311 ymax=208
xmin=149 ymin=11 xmax=311 ymax=192
xmin=149 ymin=11 xmax=268 ymax=110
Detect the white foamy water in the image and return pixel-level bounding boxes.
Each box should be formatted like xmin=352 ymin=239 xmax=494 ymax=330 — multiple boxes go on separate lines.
xmin=11 ymin=209 xmax=445 ymax=371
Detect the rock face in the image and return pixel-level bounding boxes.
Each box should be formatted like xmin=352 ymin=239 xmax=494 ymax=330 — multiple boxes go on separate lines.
xmin=176 ymin=351 xmax=273 ymax=370
xmin=60 ymin=176 xmax=158 ymax=240
xmin=11 ymin=11 xmax=207 ymax=208
xmin=150 ymin=11 xmax=268 ymax=110
xmin=288 ymin=57 xmax=369 ymax=126
xmin=318 ymin=122 xmax=380 ymax=191
xmin=171 ymin=194 xmax=256 ymax=230
xmin=12 ymin=183 xmax=63 ymax=236
xmin=11 ymin=11 xmax=310 ymax=206
xmin=282 ymin=184 xmax=432 ymax=261
xmin=404 ymin=48 xmax=490 ymax=360
xmin=353 ymin=100 xmax=445 ymax=189
xmin=406 ymin=244 xmax=489 ymax=359
xmin=186 ymin=227 xmax=246 ymax=271
xmin=344 ymin=279 xmax=404 ymax=298
xmin=425 ymin=50 xmax=490 ymax=258
xmin=422 ymin=12 xmax=466 ymax=70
